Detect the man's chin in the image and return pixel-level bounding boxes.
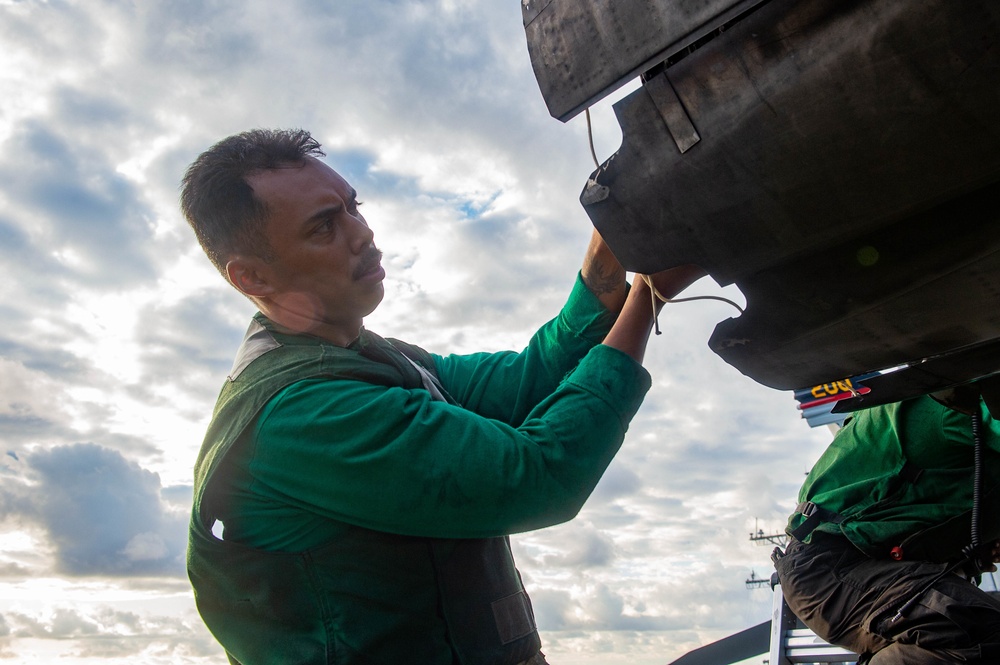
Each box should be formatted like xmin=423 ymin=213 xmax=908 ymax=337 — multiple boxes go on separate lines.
xmin=362 ymin=284 xmax=386 ymax=318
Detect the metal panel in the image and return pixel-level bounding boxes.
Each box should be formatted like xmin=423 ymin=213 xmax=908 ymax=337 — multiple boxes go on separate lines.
xmin=833 ymin=342 xmax=1000 ymax=413
xmin=645 ymin=71 xmax=701 ymax=153
xmin=705 ymin=187 xmax=1000 ymax=391
xmin=522 ymin=0 xmax=766 ymax=121
xmin=578 ymin=0 xmax=1000 ymax=392
xmin=664 ymin=620 xmax=771 ymax=665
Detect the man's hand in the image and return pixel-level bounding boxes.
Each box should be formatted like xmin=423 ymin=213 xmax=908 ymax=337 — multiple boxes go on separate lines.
xmin=580 ymin=229 xmax=627 ymax=314
xmin=642 ymin=265 xmax=707 ymax=304
xmin=601 ymin=264 xmax=704 ymax=364
xmin=583 ymin=227 xmax=708 ymax=363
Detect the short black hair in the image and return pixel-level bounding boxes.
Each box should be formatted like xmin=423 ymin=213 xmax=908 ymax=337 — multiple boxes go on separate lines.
xmin=180 ymin=128 xmax=325 ymax=276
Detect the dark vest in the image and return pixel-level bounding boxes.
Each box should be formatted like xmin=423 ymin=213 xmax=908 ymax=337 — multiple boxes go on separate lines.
xmin=187 ymin=314 xmax=541 ymax=664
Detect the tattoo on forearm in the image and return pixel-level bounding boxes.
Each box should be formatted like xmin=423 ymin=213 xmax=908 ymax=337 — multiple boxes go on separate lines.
xmin=583 ymin=258 xmax=625 ymax=296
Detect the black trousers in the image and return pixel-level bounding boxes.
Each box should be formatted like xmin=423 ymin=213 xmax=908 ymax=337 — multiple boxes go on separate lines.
xmin=775 ymin=534 xmax=1000 ymax=664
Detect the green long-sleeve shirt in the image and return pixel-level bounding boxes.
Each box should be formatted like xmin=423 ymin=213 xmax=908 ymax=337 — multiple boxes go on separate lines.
xmin=215 ymin=273 xmax=650 ymax=552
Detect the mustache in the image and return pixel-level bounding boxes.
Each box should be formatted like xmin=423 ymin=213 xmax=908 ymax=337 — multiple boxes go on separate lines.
xmin=353 ymin=246 xmax=383 ymax=279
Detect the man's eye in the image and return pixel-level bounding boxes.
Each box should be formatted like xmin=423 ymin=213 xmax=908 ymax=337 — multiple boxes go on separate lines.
xmin=350 ymin=200 xmax=364 ymax=215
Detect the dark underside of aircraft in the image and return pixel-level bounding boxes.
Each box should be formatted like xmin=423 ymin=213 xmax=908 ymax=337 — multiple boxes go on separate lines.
xmin=521 ymin=0 xmax=1000 ymax=411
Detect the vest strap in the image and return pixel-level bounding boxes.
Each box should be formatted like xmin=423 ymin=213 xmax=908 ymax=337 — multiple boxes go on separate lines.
xmin=790 ymin=501 xmax=845 ymax=541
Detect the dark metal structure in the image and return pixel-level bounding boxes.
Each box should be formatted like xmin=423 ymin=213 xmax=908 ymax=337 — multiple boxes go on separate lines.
xmin=522 ymin=0 xmax=770 ymax=122
xmin=663 ymin=620 xmax=770 ymax=665
xmin=522 ymin=0 xmax=1000 ymax=400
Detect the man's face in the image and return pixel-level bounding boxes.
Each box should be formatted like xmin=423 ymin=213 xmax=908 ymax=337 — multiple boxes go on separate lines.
xmin=244 ymin=157 xmax=385 ymax=341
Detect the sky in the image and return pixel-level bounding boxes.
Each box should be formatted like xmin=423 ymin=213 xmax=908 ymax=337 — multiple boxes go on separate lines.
xmin=0 ymin=1 xmax=881 ymax=663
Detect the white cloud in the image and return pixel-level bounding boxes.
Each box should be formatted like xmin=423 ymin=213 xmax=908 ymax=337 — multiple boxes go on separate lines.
xmin=1 ymin=444 xmax=186 ymax=577
xmin=0 ymin=602 xmax=219 ymax=663
xmin=121 ymin=533 xmax=169 ymax=563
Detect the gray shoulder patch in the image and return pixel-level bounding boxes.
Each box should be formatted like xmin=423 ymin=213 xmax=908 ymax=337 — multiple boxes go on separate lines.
xmin=228 ymin=319 xmax=281 ymax=381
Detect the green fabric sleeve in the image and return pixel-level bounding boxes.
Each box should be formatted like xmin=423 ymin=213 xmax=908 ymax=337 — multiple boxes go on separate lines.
xmin=430 ymin=271 xmax=619 ymax=425
xmin=238 ymin=344 xmax=649 ymax=544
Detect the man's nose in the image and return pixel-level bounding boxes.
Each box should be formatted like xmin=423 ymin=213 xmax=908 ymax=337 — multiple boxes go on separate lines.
xmin=347 ymin=215 xmax=375 ymax=252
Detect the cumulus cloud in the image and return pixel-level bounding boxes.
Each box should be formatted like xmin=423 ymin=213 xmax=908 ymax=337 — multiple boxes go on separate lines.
xmin=527 ymin=582 xmax=683 ymax=634
xmin=2 ymin=443 xmax=186 ymax=577
xmin=514 ymin=522 xmax=618 ymax=570
xmin=132 ymin=287 xmax=249 ymax=406
xmin=0 ymin=123 xmax=156 ymax=289
xmin=0 ymin=605 xmax=219 ymax=661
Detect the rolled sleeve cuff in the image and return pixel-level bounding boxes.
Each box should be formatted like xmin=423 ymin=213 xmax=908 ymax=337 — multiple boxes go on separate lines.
xmin=559 ymin=271 xmax=628 ymax=344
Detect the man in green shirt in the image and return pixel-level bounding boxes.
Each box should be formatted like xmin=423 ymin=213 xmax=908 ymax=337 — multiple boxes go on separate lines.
xmin=776 ymin=389 xmax=1000 ymax=663
xmin=180 ymin=128 xmax=703 ymax=664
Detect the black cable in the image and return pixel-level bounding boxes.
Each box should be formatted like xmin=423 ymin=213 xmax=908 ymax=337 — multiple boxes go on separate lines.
xmin=888 ymin=558 xmax=967 ymax=625
xmin=970 ymin=408 xmax=984 ymax=553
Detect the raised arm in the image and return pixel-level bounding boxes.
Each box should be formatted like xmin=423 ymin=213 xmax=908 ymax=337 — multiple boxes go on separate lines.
xmin=603 ymin=264 xmax=706 ymax=363
xmin=580 ymin=229 xmax=627 ymax=315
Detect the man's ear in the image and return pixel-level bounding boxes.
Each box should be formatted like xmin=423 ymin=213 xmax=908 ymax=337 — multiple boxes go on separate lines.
xmin=226 ymin=257 xmax=274 ymax=298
